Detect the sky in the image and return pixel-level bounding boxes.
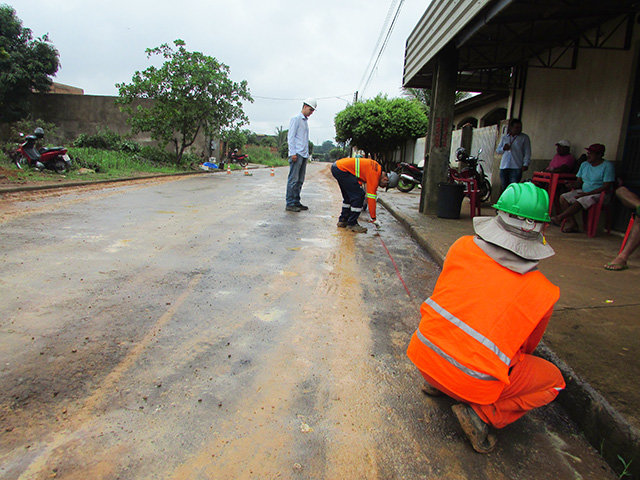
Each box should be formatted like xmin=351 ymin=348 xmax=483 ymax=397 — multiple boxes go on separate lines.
xmin=8 ymin=0 xmax=430 ymax=145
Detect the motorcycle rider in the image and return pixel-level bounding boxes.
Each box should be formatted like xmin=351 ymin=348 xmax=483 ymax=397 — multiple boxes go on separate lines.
xmin=407 ymin=183 xmax=564 ymax=453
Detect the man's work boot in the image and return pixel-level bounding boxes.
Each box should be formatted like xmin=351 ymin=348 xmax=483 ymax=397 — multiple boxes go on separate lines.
xmin=348 ymin=223 xmax=367 ymax=233
xmin=337 ymin=221 xmax=347 ymax=228
xmin=451 ymin=403 xmax=497 ymax=454
xmin=285 ymin=205 xmax=301 ymax=212
xmin=421 ymin=382 xmax=443 ymax=397
xmin=296 ymin=203 xmax=309 ymax=210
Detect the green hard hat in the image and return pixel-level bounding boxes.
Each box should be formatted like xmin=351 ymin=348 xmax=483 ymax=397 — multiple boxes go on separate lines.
xmin=493 ymin=183 xmax=550 ymax=222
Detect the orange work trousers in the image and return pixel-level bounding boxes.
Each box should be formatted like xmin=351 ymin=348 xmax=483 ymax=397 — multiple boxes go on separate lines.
xmin=420 ymin=354 xmax=565 ymax=429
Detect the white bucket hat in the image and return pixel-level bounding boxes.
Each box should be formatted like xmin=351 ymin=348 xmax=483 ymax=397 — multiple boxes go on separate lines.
xmin=473 ymin=211 xmax=555 ymax=260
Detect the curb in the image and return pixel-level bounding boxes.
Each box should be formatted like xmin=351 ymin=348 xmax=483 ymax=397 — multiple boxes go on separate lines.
xmin=379 ymin=197 xmax=640 ymax=479
xmin=0 ymin=164 xmax=269 ymax=194
xmin=0 ymin=170 xmax=210 ymax=194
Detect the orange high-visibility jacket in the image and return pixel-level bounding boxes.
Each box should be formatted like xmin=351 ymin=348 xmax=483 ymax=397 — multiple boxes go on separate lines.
xmin=407 ymin=236 xmax=559 ymax=404
xmin=335 ymin=157 xmax=383 ymax=219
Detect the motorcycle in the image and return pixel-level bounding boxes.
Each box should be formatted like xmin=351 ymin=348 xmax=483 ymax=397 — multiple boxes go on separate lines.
xmin=448 ymin=147 xmax=492 ymax=203
xmin=14 ymin=127 xmax=72 ymax=174
xmin=394 ymin=162 xmax=423 ymax=193
xmin=221 ymin=149 xmax=249 ymax=168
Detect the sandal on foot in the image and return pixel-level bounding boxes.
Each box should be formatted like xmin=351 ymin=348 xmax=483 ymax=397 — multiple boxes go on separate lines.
xmin=604 ymin=262 xmax=629 ymax=271
xmin=561 ymin=225 xmax=579 ymax=233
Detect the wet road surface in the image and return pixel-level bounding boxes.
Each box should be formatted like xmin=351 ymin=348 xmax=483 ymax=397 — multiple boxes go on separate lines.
xmin=0 ymin=164 xmax=615 ymax=479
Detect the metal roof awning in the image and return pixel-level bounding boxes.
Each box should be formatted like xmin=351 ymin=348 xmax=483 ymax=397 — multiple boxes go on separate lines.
xmin=403 ymin=0 xmax=640 ymax=91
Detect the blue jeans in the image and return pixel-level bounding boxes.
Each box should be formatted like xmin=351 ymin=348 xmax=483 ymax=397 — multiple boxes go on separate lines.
xmin=500 ymin=168 xmax=523 ymax=192
xmin=286 ymin=155 xmax=307 ymax=206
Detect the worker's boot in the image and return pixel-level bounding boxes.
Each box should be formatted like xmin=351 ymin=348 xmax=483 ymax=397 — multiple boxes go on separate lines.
xmin=421 ymin=382 xmax=443 ymax=397
xmin=451 ymin=404 xmax=497 ymax=454
xmin=337 ymin=221 xmax=347 ymax=228
xmin=348 ymin=223 xmax=367 ymax=233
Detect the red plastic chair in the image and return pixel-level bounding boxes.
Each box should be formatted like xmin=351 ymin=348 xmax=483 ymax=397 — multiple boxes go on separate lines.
xmin=449 ymin=172 xmax=481 ymax=218
xmin=582 ymin=190 xmax=612 ymax=237
xmin=531 ymin=171 xmax=576 ymax=215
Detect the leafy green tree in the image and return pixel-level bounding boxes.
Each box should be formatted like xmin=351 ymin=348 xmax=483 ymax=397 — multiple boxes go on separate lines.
xmin=329 ymin=146 xmax=349 ymax=160
xmin=0 ymin=5 xmax=59 ymax=122
xmin=275 ymin=126 xmax=287 ymax=152
xmin=277 ymin=129 xmax=289 ymax=158
xmin=334 ymin=95 xmax=428 ymax=170
xmin=260 ymin=136 xmax=276 ymax=148
xmin=245 ymin=130 xmax=259 ymax=145
xmin=222 ymin=128 xmax=247 ymax=151
xmin=402 ymin=87 xmax=470 ymax=114
xmin=116 ymin=39 xmax=252 ymax=164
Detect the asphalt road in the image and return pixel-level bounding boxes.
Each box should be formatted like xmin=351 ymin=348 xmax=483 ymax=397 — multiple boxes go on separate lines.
xmin=0 ymin=164 xmax=615 ymax=479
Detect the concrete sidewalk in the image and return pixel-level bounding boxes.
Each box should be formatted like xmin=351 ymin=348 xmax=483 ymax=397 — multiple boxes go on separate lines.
xmin=379 ymin=189 xmax=640 ymax=478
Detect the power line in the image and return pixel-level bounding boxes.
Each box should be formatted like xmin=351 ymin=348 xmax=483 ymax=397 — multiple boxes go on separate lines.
xmin=360 ymin=0 xmax=405 ymax=98
xmin=252 ymin=93 xmax=354 ymax=101
xmin=358 ymin=0 xmax=399 ymax=92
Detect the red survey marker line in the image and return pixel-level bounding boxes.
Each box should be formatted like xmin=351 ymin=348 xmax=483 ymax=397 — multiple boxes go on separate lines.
xmin=379 ymin=235 xmax=412 ymax=298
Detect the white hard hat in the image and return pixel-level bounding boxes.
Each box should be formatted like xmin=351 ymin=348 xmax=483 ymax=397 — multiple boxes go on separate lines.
xmin=303 ymin=97 xmax=317 ymax=110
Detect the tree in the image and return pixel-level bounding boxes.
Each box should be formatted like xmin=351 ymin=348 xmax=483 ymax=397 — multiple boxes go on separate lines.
xmin=0 ymin=5 xmax=59 ymax=122
xmin=116 ymin=39 xmax=252 ymax=164
xmin=402 ymin=87 xmax=470 ymax=114
xmin=275 ymin=126 xmax=288 ymax=154
xmin=334 ymin=95 xmax=428 ymax=170
xmin=222 ymin=128 xmax=247 ymax=151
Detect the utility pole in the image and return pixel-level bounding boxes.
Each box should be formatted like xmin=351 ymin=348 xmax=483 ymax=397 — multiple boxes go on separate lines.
xmin=353 ymin=91 xmax=358 ymax=103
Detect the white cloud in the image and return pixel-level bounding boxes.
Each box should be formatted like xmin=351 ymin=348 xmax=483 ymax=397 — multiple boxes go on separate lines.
xmin=9 ymin=0 xmax=430 ymax=144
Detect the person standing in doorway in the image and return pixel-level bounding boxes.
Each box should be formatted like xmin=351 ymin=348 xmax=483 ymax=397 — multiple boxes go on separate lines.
xmin=285 ymin=98 xmax=316 ymax=212
xmin=496 ymin=119 xmax=531 ymax=192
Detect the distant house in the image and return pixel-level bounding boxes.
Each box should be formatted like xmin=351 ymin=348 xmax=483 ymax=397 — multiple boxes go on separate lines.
xmin=48 ymin=82 xmax=84 ymax=95
xmin=403 ymin=0 xmax=640 ymax=228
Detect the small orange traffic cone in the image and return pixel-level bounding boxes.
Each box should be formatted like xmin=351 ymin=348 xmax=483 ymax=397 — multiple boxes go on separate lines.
xmin=244 ymin=166 xmax=250 ymax=176
xmin=270 ymin=166 xmax=275 ymax=176
xmin=227 ymin=165 xmax=231 ymax=174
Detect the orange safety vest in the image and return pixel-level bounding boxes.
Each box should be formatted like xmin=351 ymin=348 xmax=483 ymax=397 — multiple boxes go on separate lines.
xmin=335 ymin=157 xmax=382 ymax=219
xmin=407 ymin=236 xmax=559 ymax=404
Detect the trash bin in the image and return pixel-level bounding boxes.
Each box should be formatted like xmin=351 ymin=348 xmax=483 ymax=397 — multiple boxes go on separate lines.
xmin=437 ymin=182 xmax=465 ymax=219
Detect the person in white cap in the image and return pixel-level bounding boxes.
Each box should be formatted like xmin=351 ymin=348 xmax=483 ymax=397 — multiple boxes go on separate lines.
xmin=285 ymin=98 xmax=316 ymax=212
xmin=544 ymin=139 xmax=575 ymax=173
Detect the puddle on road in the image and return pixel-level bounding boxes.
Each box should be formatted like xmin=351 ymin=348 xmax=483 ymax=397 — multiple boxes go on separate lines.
xmin=280 ymin=270 xmax=299 ymax=277
xmin=255 ymin=309 xmax=284 ymax=323
xmin=106 ymin=239 xmax=132 ymax=253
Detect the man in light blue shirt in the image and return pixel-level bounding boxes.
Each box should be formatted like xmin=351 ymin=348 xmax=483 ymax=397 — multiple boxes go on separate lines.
xmin=285 ymin=98 xmax=316 ymax=212
xmin=496 ymin=119 xmax=531 ymax=192
xmin=551 ymin=143 xmax=615 ymax=233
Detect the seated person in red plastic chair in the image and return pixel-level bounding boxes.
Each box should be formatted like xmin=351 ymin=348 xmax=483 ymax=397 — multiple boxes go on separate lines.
xmin=550 ymin=143 xmax=614 ymax=233
xmin=604 ymin=185 xmax=640 ymax=271
xmin=544 ymin=139 xmax=575 ymax=173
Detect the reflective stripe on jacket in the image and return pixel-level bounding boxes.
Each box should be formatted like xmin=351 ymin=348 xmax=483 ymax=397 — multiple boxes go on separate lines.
xmin=407 ymin=236 xmax=559 ymax=404
xmin=335 ymin=157 xmax=382 ymax=218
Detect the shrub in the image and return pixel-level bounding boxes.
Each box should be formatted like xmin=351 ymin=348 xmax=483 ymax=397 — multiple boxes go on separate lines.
xmin=139 ymin=145 xmax=173 ymax=164
xmin=73 ymin=128 xmax=141 ymax=153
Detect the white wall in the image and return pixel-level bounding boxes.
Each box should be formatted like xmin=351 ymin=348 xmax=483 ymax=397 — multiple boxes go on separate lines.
xmin=522 ymin=26 xmax=639 ymax=164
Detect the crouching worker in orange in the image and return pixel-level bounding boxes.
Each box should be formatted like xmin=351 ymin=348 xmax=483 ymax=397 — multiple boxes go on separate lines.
xmin=330 ymin=157 xmax=398 ymax=233
xmin=407 ymin=183 xmax=565 ymax=453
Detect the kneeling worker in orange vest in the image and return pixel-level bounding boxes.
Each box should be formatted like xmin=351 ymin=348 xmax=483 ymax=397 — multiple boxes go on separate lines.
xmin=331 ymin=157 xmax=399 ymax=233
xmin=407 ymin=183 xmax=565 ymax=453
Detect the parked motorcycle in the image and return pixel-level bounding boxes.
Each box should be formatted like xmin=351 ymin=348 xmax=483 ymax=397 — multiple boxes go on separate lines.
xmin=448 ymin=147 xmax=492 ymax=202
xmin=395 ymin=162 xmax=423 ymax=193
xmin=14 ymin=127 xmax=72 ymax=174
xmin=221 ymin=149 xmax=249 ymax=168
